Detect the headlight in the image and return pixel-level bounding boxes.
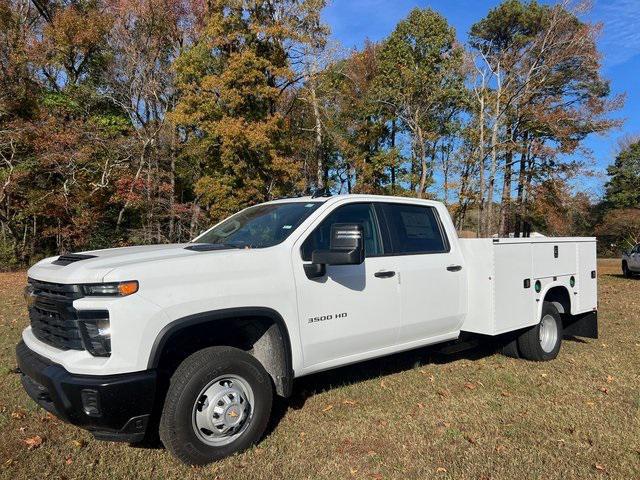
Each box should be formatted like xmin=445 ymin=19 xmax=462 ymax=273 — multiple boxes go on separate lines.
xmin=82 ymin=280 xmax=138 ymax=297
xmin=78 ymin=311 xmax=111 ymax=357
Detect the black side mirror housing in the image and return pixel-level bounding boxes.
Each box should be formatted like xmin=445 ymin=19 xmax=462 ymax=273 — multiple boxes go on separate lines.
xmin=304 ymin=223 xmax=365 ymax=279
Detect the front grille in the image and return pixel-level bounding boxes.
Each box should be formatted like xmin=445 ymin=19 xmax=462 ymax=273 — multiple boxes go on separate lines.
xmin=28 ymin=279 xmax=84 ymax=351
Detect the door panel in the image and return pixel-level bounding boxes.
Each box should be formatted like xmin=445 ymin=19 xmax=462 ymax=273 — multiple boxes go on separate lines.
xmin=379 ymin=203 xmax=465 ymax=343
xmin=294 ymin=258 xmax=401 ymax=367
xmin=294 ymin=202 xmax=401 ymax=368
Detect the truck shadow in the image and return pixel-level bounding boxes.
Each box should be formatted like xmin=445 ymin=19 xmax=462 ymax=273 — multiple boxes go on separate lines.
xmin=267 ymin=341 xmax=498 ymax=436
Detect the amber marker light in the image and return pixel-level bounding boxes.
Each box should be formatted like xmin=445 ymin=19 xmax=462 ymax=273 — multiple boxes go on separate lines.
xmin=118 ymin=280 xmax=139 ymax=296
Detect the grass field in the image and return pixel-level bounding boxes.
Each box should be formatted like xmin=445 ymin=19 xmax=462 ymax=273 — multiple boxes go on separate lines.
xmin=0 ymin=259 xmax=638 ymax=479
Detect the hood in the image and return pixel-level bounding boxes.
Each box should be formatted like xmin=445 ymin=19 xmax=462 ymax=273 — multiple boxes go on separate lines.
xmin=27 ymin=244 xmax=219 ymax=284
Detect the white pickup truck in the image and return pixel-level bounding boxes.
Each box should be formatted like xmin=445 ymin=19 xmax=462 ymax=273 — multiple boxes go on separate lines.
xmin=17 ymin=194 xmax=598 ymax=465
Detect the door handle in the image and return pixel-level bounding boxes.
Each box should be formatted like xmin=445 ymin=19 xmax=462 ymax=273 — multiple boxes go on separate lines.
xmin=374 ymin=270 xmax=396 ymax=278
xmin=446 ymin=265 xmax=462 ymax=272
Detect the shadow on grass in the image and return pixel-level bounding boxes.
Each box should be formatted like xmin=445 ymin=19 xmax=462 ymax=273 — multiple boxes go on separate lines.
xmin=266 ymin=340 xmax=499 ymax=436
xmin=134 ymin=330 xmax=597 ymax=450
xmin=133 ymin=339 xmax=500 ymax=450
xmin=605 ymin=273 xmax=639 ymax=280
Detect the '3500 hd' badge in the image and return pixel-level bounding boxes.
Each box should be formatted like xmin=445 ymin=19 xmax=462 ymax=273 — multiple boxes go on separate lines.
xmin=308 ymin=312 xmax=347 ymax=323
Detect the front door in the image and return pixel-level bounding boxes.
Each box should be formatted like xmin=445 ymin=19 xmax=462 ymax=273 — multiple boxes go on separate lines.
xmin=293 ymin=202 xmax=401 ymax=369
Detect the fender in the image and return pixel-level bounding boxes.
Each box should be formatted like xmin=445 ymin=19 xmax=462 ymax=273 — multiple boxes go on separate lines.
xmin=147 ymin=306 xmax=294 ymax=397
xmin=537 ymin=281 xmax=574 ymax=319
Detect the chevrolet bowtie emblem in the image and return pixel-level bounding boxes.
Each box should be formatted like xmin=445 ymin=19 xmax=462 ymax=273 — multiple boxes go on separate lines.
xmin=228 ymin=409 xmax=239 ymax=417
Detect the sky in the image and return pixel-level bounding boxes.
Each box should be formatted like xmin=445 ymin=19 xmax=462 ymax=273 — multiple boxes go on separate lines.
xmin=322 ymin=0 xmax=640 ymax=199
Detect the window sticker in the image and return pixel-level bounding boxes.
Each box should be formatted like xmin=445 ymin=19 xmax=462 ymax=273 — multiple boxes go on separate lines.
xmin=283 ymin=225 xmax=292 ymax=229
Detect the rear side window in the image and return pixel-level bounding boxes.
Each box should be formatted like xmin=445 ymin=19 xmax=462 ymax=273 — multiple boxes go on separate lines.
xmin=381 ymin=203 xmax=449 ymax=255
xmin=301 ymin=203 xmax=382 ymax=261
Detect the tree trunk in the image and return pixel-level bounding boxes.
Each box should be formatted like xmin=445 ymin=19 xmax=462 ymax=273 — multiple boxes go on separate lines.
xmin=309 ymin=77 xmax=324 ymax=191
xmin=477 ymin=96 xmax=486 ymax=237
xmin=417 ymin=127 xmax=428 ymax=198
xmin=513 ymin=133 xmax=529 ymax=237
xmin=485 ymin=113 xmax=499 ymax=236
xmin=390 ymin=119 xmax=396 ymax=193
xmin=168 ymin=127 xmax=177 ymax=242
xmin=499 ymin=145 xmax=513 ymax=237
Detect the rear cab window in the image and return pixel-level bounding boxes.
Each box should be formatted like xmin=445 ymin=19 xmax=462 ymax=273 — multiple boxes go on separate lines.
xmin=378 ymin=203 xmax=449 ymax=255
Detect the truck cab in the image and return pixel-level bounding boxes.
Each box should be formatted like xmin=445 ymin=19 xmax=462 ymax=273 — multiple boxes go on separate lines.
xmin=16 ymin=194 xmax=598 ymax=465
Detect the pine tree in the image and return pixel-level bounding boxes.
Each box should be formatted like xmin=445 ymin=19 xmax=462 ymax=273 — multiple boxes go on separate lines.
xmin=604 ymin=140 xmax=640 ymax=209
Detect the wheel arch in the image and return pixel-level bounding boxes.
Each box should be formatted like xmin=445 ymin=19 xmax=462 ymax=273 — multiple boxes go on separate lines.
xmin=148 ymin=307 xmax=294 ymax=397
xmin=540 ymin=284 xmax=572 ymax=317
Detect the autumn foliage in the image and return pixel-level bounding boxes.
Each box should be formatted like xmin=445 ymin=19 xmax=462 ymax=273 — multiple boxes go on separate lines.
xmin=0 ymin=0 xmax=631 ymax=268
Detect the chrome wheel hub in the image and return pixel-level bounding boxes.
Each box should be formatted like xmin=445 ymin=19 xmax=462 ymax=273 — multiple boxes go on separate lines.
xmin=192 ymin=375 xmax=253 ymax=446
xmin=539 ymin=314 xmax=558 ymax=353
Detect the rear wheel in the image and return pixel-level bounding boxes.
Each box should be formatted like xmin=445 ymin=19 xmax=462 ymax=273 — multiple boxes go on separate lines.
xmin=517 ymin=302 xmax=563 ymax=361
xmin=159 ymin=346 xmax=273 ymax=465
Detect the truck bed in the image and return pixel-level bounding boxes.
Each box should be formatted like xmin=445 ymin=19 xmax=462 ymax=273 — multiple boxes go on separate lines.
xmin=459 ymin=237 xmax=597 ymax=336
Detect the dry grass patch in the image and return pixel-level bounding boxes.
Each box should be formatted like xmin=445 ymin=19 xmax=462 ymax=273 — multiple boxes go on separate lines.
xmin=0 ymin=260 xmax=638 ymax=479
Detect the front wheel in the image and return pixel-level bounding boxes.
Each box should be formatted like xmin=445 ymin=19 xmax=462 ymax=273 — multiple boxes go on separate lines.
xmin=622 ymin=261 xmax=632 ymax=278
xmin=159 ymin=346 xmax=273 ymax=465
xmin=517 ymin=302 xmax=563 ymax=361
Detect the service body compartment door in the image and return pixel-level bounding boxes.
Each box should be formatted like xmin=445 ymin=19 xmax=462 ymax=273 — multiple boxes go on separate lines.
xmin=493 ymin=243 xmax=535 ymax=334
xmin=532 ymin=242 xmax=577 ymax=278
xmin=576 ymin=242 xmax=597 ymax=312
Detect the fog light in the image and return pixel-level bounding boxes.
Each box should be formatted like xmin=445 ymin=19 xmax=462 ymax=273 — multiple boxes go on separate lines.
xmin=78 ymin=311 xmax=111 ymax=357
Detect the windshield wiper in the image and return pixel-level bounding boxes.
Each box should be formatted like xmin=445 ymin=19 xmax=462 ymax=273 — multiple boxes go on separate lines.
xmin=184 ymin=243 xmax=244 ymax=252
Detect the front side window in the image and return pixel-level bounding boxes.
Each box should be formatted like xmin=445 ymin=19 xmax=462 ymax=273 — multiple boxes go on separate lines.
xmin=381 ymin=203 xmax=449 ymax=255
xmin=301 ymin=203 xmax=382 ymax=261
xmin=194 ymin=202 xmax=322 ymax=248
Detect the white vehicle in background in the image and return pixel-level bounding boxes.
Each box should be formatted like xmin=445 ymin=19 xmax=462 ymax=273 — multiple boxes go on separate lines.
xmin=622 ymin=244 xmax=640 ymax=277
xmin=16 ymin=194 xmax=598 ymax=465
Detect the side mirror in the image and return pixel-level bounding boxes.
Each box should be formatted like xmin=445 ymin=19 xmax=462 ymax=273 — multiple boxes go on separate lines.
xmin=304 ymin=223 xmax=365 ymax=278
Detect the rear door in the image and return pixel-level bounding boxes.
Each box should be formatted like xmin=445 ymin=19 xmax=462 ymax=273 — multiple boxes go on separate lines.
xmin=377 ymin=202 xmax=465 ymax=344
xmin=293 ymin=202 xmax=401 ymax=368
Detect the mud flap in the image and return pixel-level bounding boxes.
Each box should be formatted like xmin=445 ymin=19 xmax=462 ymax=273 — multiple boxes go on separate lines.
xmin=563 ymin=311 xmax=598 ymax=339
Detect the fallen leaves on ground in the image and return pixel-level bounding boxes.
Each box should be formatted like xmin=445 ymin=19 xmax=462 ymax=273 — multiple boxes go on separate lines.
xmin=23 ymin=435 xmax=43 ymax=450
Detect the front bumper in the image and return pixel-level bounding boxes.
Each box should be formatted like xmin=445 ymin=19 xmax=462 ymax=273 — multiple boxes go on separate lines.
xmin=16 ymin=341 xmax=157 ymax=442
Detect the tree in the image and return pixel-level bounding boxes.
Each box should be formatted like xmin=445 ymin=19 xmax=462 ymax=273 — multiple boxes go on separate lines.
xmin=375 ymin=8 xmax=465 ymax=198
xmin=604 ymin=139 xmax=640 ymax=209
xmin=469 ymin=0 xmax=621 ymax=236
xmin=596 ymin=209 xmax=640 ymax=253
xmin=172 ymin=0 xmax=326 ymax=221
xmin=105 ymin=0 xmax=197 ymax=241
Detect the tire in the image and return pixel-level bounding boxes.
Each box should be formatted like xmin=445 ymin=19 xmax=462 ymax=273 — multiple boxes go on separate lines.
xmin=622 ymin=261 xmax=632 ymax=278
xmin=159 ymin=346 xmax=273 ymax=465
xmin=517 ymin=302 xmax=563 ymax=361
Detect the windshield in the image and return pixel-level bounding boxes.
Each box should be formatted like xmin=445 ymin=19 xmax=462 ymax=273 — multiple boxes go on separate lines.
xmin=193 ymin=202 xmax=322 ymax=248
